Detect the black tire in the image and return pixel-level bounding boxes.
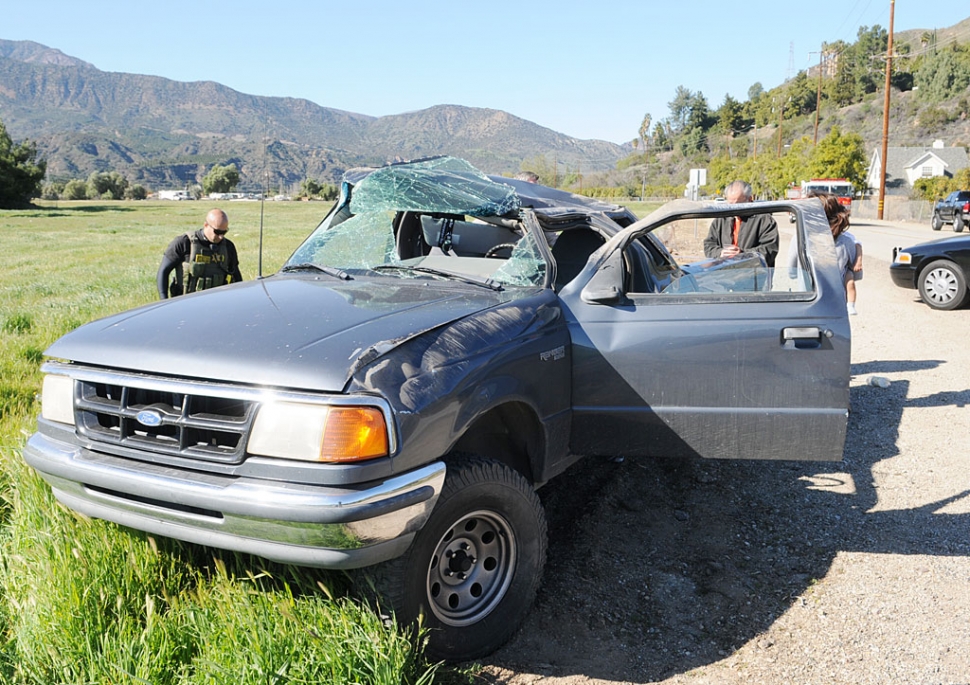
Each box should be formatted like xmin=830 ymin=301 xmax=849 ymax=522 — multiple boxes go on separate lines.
xmin=955 ymin=215 xmax=965 ymax=233
xmin=362 ymin=456 xmax=547 ymax=662
xmin=918 ymin=260 xmax=969 ymax=310
xmin=931 ymin=213 xmax=943 ymax=231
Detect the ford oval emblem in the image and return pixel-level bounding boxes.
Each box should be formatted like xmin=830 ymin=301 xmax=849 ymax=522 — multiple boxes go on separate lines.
xmin=136 ymin=410 xmax=163 ymax=427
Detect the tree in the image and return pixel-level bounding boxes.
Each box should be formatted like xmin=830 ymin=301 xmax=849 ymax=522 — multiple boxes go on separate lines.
xmin=663 ymin=86 xmax=715 ymax=158
xmin=852 ymin=25 xmax=888 ymax=99
xmin=63 ymin=179 xmax=87 ymax=200
xmin=667 ymin=85 xmax=695 ymax=133
xmin=652 ymin=121 xmax=671 ymax=151
xmin=42 ymin=181 xmax=65 ymax=200
xmin=300 ymin=178 xmax=338 ymax=201
xmin=678 ymin=127 xmax=707 ymax=157
xmin=708 ymin=154 xmax=743 ymax=192
xmin=786 ymin=71 xmax=817 ymax=117
xmin=301 ymin=178 xmax=323 ymax=198
xmin=86 ymin=171 xmax=129 ymax=200
xmin=808 ymin=126 xmax=867 ymax=190
xmin=0 ymin=118 xmax=46 ymax=208
xmin=685 ymin=92 xmax=714 ymax=133
xmin=715 ymin=94 xmax=745 ymax=135
xmin=202 ymin=164 xmax=240 ymax=194
xmin=777 ymin=136 xmax=816 ymax=189
xmin=638 ymin=113 xmax=652 ymax=152
xmin=915 ymin=47 xmax=970 ymax=102
xmin=828 ymin=42 xmax=856 ymax=107
xmin=321 ymin=184 xmax=338 ymax=201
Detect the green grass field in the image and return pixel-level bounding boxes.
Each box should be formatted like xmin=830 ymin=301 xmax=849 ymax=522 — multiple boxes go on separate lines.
xmin=0 ymin=198 xmax=662 ymax=683
xmin=0 ymin=200 xmax=459 ymax=685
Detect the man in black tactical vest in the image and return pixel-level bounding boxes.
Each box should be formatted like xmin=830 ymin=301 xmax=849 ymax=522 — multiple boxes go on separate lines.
xmin=157 ymin=208 xmax=243 ymax=299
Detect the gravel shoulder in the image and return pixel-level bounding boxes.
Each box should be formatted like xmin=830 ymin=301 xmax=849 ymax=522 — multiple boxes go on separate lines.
xmin=479 ymin=245 xmax=970 ymax=684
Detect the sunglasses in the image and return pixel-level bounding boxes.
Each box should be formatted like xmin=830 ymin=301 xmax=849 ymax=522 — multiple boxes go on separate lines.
xmin=212 ymin=229 xmax=228 ymax=236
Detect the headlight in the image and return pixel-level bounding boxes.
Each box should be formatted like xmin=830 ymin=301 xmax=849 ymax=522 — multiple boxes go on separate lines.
xmin=894 ymin=252 xmax=912 ymax=264
xmin=41 ymin=374 xmax=75 ymax=425
xmin=248 ymin=401 xmax=389 ymax=463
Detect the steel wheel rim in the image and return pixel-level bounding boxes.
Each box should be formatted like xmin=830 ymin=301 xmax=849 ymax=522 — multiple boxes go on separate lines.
xmin=925 ymin=268 xmax=958 ymax=304
xmin=426 ymin=509 xmax=515 ymax=626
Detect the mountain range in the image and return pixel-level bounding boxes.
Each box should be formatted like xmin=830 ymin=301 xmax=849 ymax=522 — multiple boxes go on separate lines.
xmin=0 ymin=39 xmax=628 ymax=189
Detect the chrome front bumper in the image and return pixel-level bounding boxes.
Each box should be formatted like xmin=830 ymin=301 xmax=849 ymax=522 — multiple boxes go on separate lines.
xmin=24 ymin=431 xmax=445 ymax=569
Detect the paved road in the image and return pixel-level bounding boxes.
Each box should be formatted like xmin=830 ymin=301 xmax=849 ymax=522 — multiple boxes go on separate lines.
xmin=843 ymin=218 xmax=962 ymax=262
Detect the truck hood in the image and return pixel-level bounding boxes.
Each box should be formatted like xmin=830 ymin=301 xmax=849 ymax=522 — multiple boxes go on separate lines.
xmin=46 ymin=275 xmax=512 ymax=392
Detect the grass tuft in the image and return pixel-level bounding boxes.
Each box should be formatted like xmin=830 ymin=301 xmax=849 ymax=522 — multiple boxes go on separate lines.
xmin=2 ymin=313 xmax=32 ymax=334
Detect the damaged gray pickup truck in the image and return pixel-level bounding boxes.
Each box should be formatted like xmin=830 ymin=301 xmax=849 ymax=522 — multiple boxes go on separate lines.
xmin=25 ymin=157 xmax=849 ymax=660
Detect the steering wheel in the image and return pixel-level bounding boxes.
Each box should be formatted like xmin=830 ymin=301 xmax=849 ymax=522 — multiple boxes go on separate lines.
xmin=484 ymin=242 xmax=517 ymax=259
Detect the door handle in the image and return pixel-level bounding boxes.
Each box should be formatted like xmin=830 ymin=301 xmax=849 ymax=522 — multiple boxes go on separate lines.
xmin=782 ymin=327 xmax=832 ymax=349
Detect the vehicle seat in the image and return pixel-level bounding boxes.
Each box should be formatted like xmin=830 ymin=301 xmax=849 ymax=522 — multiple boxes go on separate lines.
xmin=551 ymin=229 xmax=604 ymax=291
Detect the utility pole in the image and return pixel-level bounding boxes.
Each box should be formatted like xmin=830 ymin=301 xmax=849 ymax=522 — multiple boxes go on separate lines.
xmin=813 ymin=45 xmax=824 ymax=144
xmin=877 ymin=0 xmax=895 ymax=220
xmin=776 ymin=94 xmax=785 ymax=157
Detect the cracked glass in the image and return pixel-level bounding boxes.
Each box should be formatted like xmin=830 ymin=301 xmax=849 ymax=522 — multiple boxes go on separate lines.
xmin=286 ymin=157 xmax=548 ymax=287
xmin=349 ymin=157 xmax=520 ymax=217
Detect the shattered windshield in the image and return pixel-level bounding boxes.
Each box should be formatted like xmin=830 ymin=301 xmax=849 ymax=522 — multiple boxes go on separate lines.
xmin=286 ymin=157 xmax=548 ymax=288
xmin=349 ymin=157 xmax=520 ymax=216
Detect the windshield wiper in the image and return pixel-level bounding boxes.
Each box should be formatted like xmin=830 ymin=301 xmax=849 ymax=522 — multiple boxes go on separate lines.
xmin=280 ymin=263 xmax=352 ymax=280
xmin=372 ymin=265 xmax=502 ymax=290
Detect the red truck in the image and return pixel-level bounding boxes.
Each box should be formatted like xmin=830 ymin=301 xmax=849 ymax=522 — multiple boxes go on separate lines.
xmin=787 ymin=179 xmax=854 ymax=210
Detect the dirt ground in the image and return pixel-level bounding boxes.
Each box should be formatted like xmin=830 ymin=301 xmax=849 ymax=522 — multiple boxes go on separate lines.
xmin=477 ymin=239 xmax=970 ymax=684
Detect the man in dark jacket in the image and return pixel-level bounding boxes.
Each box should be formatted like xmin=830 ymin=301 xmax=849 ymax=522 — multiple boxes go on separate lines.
xmin=157 ymin=208 xmax=243 ymax=299
xmin=703 ymin=180 xmax=779 ymax=267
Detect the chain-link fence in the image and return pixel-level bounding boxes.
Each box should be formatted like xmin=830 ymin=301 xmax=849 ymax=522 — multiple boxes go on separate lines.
xmin=852 ymin=198 xmax=934 ymax=225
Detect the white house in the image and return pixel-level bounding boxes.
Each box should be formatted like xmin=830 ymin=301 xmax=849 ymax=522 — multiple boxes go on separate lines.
xmin=865 ymin=140 xmax=970 ymax=195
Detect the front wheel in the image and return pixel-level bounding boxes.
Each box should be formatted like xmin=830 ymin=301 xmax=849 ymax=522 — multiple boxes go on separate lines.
xmin=931 ymin=213 xmax=943 ymax=231
xmin=918 ymin=260 xmax=969 ymax=310
xmin=955 ymin=215 xmax=965 ymax=233
xmin=364 ymin=456 xmax=547 ymax=662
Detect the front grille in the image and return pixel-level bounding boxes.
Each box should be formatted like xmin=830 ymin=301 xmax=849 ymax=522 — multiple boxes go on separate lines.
xmin=75 ymin=378 xmax=257 ymax=464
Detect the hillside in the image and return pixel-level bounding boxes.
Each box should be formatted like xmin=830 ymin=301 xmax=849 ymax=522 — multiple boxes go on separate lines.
xmin=3 ymin=24 xmax=968 ymax=196
xmin=0 ymin=39 xmax=626 ymax=189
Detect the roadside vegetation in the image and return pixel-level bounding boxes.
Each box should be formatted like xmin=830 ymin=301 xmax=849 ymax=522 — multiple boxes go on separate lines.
xmin=524 ymin=25 xmax=970 ymax=202
xmin=0 ymin=119 xmax=45 ymax=209
xmin=624 ymin=24 xmax=970 ymax=200
xmin=0 ymin=201 xmax=468 ymax=684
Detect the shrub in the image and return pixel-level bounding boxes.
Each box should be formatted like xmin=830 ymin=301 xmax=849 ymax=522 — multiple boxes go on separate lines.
xmin=63 ymin=179 xmax=88 ymax=200
xmin=917 ymin=107 xmax=953 ymax=132
xmin=912 ymin=176 xmax=956 ymax=201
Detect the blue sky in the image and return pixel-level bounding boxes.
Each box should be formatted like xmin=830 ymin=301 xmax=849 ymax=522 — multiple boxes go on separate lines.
xmin=5 ymin=1 xmax=969 ymax=144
